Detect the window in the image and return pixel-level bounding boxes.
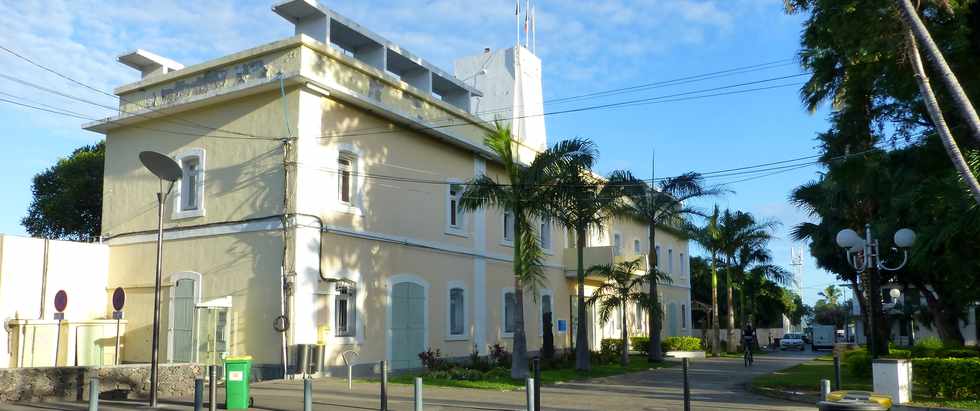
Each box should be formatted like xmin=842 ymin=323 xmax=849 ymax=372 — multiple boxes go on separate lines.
xmin=668 ymin=249 xmax=674 ymax=274
xmin=449 ymin=287 xmax=465 ymax=337
xmin=338 ymin=152 xmax=355 ymax=204
xmin=447 ymin=183 xmax=465 ymax=231
xmin=679 ymin=253 xmax=686 ymax=276
xmin=173 ymin=149 xmax=205 ymax=219
xmin=335 ymin=284 xmax=357 ymax=337
xmin=503 ymin=211 xmax=514 ymax=243
xmin=613 ymin=233 xmax=622 ymax=256
xmin=503 ymin=291 xmax=516 ymax=334
xmin=634 ymin=239 xmax=641 ymax=254
xmin=539 ymin=292 xmax=553 ymax=335
xmin=655 ymin=245 xmax=661 ymax=269
xmin=539 ymin=219 xmax=551 ymax=250
xmin=635 ymin=303 xmax=644 ymax=331
xmin=681 ymin=304 xmax=687 ymax=328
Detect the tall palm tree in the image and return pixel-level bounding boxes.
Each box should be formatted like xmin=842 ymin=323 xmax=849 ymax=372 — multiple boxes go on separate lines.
xmin=694 ymin=205 xmax=724 ymax=356
xmin=716 ymin=210 xmax=777 ymax=352
xmin=459 ymin=123 xmax=594 ymax=379
xmin=732 ymin=240 xmax=790 ymax=328
xmin=619 ymin=173 xmax=723 ymax=362
xmin=819 ymin=285 xmax=842 ymax=307
xmin=586 ymin=258 xmax=649 ymax=367
xmin=546 ymin=168 xmax=631 ymax=371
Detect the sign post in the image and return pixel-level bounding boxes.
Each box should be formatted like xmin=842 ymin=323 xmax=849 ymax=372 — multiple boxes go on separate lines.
xmin=53 ymin=290 xmax=67 ymax=366
xmin=111 ymin=287 xmax=126 ymax=365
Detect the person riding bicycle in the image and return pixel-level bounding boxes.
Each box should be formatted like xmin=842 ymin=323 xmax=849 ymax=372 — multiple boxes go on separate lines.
xmin=742 ymin=323 xmax=757 ymax=352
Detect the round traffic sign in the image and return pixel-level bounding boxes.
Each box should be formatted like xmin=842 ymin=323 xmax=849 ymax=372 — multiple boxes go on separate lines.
xmin=112 ymin=287 xmax=126 ymax=311
xmin=54 ymin=290 xmax=68 ymax=313
xmin=273 ymin=315 xmax=289 ymax=332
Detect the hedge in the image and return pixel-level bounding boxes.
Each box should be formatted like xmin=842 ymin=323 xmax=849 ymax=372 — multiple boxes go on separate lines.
xmin=913 ymin=358 xmax=980 ymax=400
xmin=662 ymin=336 xmax=702 ymax=352
xmin=605 ymin=336 xmax=703 ymax=357
xmin=631 ymin=337 xmax=650 ymax=355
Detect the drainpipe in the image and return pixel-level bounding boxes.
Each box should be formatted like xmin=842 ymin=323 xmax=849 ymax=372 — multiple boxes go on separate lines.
xmin=39 ymin=239 xmax=50 ymax=319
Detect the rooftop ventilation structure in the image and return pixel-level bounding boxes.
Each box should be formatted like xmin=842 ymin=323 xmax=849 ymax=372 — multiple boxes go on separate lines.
xmin=118 ymin=50 xmax=184 ymax=79
xmin=273 ymin=0 xmax=479 ymax=112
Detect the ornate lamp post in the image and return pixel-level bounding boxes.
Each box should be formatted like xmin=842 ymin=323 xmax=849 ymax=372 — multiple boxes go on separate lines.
xmin=835 ymin=225 xmax=915 ymax=358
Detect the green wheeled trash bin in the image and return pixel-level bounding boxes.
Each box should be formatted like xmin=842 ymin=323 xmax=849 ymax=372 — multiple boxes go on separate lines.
xmin=224 ymin=355 xmax=253 ymax=410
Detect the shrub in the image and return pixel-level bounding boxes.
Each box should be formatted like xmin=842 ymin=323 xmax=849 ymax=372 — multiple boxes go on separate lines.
xmin=483 ymin=367 xmax=510 ymax=380
xmin=884 ymin=349 xmax=911 ymax=359
xmin=488 ymin=343 xmax=511 ymax=368
xmin=419 ymin=347 xmax=447 ymax=371
xmin=468 ymin=344 xmax=493 ymax=372
xmin=600 ymin=339 xmax=623 ymax=362
xmin=448 ymin=367 xmax=484 ymax=381
xmin=845 ymin=350 xmax=873 ymax=378
xmin=935 ymin=348 xmax=980 ymax=358
xmin=913 ymin=357 xmax=980 ymax=399
xmin=631 ymin=336 xmax=651 ymax=356
xmin=911 ymin=337 xmax=944 ymax=358
xmin=662 ymin=336 xmax=702 ymax=352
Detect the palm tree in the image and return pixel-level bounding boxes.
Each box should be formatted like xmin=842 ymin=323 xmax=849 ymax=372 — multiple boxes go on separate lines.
xmin=586 ymin=258 xmax=649 ymax=366
xmin=694 ymin=205 xmax=724 ymax=356
xmin=459 ymin=123 xmax=594 ymax=379
xmin=716 ymin=210 xmax=777 ymax=352
xmin=819 ymin=285 xmax=842 ymax=307
xmin=732 ymin=239 xmax=790 ymax=328
xmin=546 ymin=168 xmax=631 ymax=371
xmin=619 ymin=173 xmax=723 ymax=362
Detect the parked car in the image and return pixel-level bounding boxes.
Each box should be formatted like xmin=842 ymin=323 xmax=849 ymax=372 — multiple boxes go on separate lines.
xmin=779 ymin=333 xmax=806 ymax=351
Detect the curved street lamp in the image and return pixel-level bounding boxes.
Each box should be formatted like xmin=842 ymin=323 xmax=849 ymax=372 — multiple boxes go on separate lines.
xmin=835 ymin=224 xmax=915 ymax=359
xmin=139 ymin=151 xmax=182 ymax=408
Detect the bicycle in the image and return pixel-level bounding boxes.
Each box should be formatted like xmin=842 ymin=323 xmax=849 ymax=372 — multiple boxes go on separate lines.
xmin=743 ymin=338 xmax=754 ymax=367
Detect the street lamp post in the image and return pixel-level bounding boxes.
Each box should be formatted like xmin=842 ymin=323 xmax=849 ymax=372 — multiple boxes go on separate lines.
xmin=139 ymin=151 xmax=183 ymax=408
xmin=836 ymin=224 xmax=915 ymax=358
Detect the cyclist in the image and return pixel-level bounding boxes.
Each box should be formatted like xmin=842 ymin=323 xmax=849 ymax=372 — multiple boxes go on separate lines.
xmin=742 ymin=323 xmax=757 ymax=367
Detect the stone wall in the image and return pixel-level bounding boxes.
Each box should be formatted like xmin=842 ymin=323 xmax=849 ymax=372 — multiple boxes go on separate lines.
xmin=0 ymin=363 xmax=202 ymax=403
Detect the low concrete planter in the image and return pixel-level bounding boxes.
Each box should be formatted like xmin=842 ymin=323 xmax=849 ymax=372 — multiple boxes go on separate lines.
xmin=666 ymin=351 xmax=707 ymax=359
xmin=0 ymin=363 xmax=202 ymax=403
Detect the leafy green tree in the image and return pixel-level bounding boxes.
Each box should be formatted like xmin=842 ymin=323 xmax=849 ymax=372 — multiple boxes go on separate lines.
xmin=22 ymin=141 xmax=104 ymax=241
xmin=694 ymin=205 xmax=724 ymax=356
xmin=546 ymin=166 xmax=631 ymax=371
xmin=619 ymin=173 xmax=722 ymax=361
xmin=586 ymin=258 xmax=649 ymax=366
xmin=460 ymin=123 xmax=594 ymax=378
xmin=715 ymin=210 xmax=777 ymax=351
xmin=819 ymin=285 xmax=843 ymax=307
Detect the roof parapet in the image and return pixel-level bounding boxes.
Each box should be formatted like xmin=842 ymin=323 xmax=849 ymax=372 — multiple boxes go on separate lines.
xmin=118 ymin=49 xmax=184 ymax=79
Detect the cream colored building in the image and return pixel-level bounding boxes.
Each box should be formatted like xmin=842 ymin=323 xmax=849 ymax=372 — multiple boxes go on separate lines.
xmin=81 ymin=0 xmax=692 ymax=378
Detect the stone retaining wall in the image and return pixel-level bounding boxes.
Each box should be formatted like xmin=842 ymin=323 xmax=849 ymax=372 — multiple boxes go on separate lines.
xmin=0 ymin=363 xmax=202 ymax=403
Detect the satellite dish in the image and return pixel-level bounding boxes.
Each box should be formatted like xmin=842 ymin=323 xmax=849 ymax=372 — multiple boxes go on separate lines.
xmin=139 ymin=151 xmax=182 ymax=182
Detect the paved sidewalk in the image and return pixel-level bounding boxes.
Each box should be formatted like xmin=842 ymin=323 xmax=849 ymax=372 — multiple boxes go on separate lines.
xmin=5 ymin=350 xmax=819 ymax=410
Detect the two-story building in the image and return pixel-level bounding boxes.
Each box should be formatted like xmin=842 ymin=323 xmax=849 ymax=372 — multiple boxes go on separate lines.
xmin=82 ymin=0 xmax=692 ymax=379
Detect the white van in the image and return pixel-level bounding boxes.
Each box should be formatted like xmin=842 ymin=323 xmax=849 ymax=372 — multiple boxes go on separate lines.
xmin=812 ymin=325 xmax=836 ymax=351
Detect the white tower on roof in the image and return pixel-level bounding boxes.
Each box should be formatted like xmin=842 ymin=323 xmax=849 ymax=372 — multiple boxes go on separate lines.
xmin=454 ymin=46 xmax=547 ymax=152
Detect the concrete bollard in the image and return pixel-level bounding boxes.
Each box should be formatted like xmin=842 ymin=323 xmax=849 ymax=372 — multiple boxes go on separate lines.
xmin=304 ymin=378 xmax=312 ymax=411
xmin=533 ymin=358 xmax=541 ymax=411
xmin=682 ymin=358 xmax=691 ymax=411
xmin=525 ymin=378 xmax=535 ymax=411
xmin=194 ymin=378 xmax=204 ymax=411
xmin=414 ymin=377 xmax=423 ymax=411
xmin=380 ymin=360 xmax=389 ymax=411
xmin=820 ymin=379 xmax=831 ymax=401
xmin=88 ymin=378 xmax=99 ymax=411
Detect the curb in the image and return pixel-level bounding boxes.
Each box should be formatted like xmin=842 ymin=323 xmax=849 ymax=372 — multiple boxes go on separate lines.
xmin=748 ymin=384 xmax=966 ymax=411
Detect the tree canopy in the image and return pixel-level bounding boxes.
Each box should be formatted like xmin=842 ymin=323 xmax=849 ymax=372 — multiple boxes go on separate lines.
xmin=22 ymin=141 xmax=104 ymax=241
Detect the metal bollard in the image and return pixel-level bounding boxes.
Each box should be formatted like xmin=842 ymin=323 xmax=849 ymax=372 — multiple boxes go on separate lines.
xmin=820 ymin=379 xmax=831 ymax=401
xmin=414 ymin=377 xmax=423 ymax=411
xmin=304 ymin=378 xmax=313 ymax=411
xmin=833 ymin=355 xmax=842 ymax=391
xmin=88 ymin=377 xmax=99 ymax=411
xmin=525 ymin=378 xmax=535 ymax=411
xmin=380 ymin=360 xmax=389 ymax=411
xmin=208 ymin=365 xmax=217 ymax=411
xmin=682 ymin=358 xmax=691 ymax=411
xmin=533 ymin=358 xmax=541 ymax=411
xmin=194 ymin=378 xmax=204 ymax=411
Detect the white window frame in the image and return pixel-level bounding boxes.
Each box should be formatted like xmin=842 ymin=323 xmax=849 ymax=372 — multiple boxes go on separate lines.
xmin=501 ymin=211 xmax=515 ymax=246
xmin=668 ymin=248 xmax=674 ymax=274
xmin=501 ymin=288 xmax=516 ymax=338
xmin=539 ymin=218 xmax=552 ymax=253
xmin=445 ymin=180 xmax=468 ymax=237
xmin=612 ymin=232 xmax=622 ymax=256
xmin=172 ymin=148 xmax=206 ymax=219
xmin=538 ymin=289 xmax=554 ymax=336
xmin=446 ymin=281 xmax=468 ymax=340
xmin=633 ymin=239 xmax=641 ymax=254
xmin=655 ymin=245 xmax=662 ymax=269
xmin=332 ymin=144 xmax=364 ymax=216
xmin=334 ymin=282 xmax=358 ymax=338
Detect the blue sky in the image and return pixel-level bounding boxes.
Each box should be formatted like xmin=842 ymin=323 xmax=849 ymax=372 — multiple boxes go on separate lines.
xmin=0 ymin=0 xmax=842 ymax=305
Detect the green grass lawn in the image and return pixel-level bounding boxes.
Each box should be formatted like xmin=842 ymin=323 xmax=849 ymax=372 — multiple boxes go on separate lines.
xmin=715 ymin=349 xmax=773 ymax=359
xmin=751 ymin=354 xmax=980 ymax=410
xmin=386 ymin=355 xmax=674 ymax=391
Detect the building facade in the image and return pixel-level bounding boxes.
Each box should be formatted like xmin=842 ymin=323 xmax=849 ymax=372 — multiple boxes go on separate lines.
xmin=83 ymin=0 xmax=692 ymax=378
